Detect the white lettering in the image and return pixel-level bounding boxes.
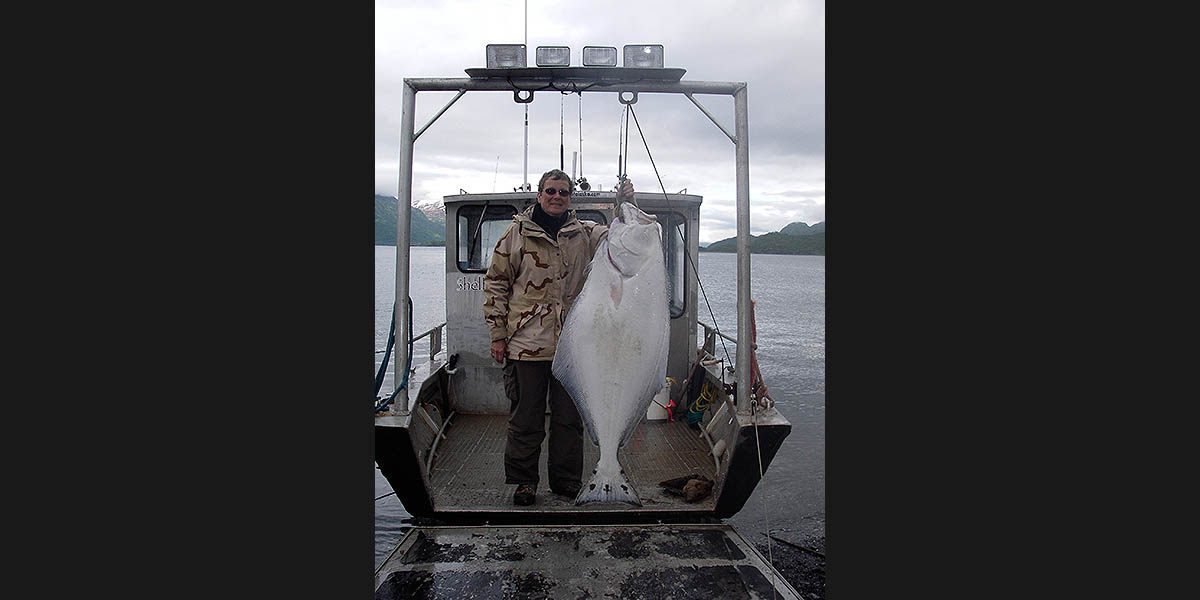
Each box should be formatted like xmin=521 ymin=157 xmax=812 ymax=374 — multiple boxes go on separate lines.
xmin=456 ymin=276 xmax=484 ymax=292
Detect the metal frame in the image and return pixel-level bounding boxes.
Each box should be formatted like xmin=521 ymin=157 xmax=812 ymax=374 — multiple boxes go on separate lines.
xmin=394 ymin=70 xmax=756 ymax=416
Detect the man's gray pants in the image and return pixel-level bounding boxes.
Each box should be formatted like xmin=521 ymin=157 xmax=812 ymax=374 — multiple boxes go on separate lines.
xmin=503 ymin=360 xmax=584 ymax=492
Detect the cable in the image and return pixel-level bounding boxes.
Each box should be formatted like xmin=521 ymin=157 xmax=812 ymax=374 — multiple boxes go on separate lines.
xmin=690 ymin=381 xmax=716 ymax=415
xmin=752 ymin=400 xmax=777 ymax=600
xmin=627 ymin=104 xmax=732 ymax=366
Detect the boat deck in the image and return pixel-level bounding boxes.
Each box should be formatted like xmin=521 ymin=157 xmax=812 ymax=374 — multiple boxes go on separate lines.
xmin=375 ymin=523 xmax=802 ymax=599
xmin=429 ymin=413 xmax=719 ymax=513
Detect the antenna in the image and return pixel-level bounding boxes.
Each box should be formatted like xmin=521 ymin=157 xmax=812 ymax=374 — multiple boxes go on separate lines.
xmin=578 ymin=93 xmax=584 ymax=178
xmin=523 ymin=107 xmax=529 ymax=191
xmin=560 ymin=94 xmax=565 ymax=170
xmin=492 ymin=155 xmax=500 ymax=192
xmin=577 ymin=94 xmax=589 ymax=190
xmin=522 ymin=0 xmax=529 ymax=191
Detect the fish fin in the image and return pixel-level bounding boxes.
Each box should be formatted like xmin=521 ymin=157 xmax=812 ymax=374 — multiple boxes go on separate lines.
xmin=575 ymin=469 xmax=642 ymax=506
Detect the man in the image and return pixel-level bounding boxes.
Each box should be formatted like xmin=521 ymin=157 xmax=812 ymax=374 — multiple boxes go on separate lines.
xmin=483 ymin=169 xmax=635 ymax=506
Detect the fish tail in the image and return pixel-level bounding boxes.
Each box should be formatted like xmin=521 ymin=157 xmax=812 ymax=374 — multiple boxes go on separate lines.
xmin=575 ymin=468 xmax=642 ymax=506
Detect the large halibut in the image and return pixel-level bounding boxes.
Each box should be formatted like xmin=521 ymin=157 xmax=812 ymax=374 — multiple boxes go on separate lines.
xmin=552 ymin=202 xmax=670 ymax=505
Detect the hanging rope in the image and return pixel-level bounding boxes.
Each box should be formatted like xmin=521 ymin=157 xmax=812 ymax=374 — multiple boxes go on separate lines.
xmin=690 ymin=381 xmax=717 ymax=416
xmin=753 ymin=399 xmax=777 ymax=600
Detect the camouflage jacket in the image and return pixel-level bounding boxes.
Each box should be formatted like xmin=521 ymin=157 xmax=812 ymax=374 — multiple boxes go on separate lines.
xmin=483 ymin=206 xmax=609 ymax=361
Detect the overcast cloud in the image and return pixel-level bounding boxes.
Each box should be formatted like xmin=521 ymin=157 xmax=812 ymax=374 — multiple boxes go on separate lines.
xmin=376 ymin=0 xmax=824 ymax=243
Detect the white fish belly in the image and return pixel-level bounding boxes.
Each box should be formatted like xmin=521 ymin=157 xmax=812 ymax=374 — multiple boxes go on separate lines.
xmin=552 ymin=217 xmax=670 ymax=505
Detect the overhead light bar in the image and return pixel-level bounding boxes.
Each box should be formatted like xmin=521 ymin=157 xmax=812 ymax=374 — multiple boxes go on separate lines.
xmin=486 ymin=44 xmax=526 ymax=68
xmin=623 ymin=44 xmax=664 ymax=68
xmin=582 ymin=46 xmax=617 ymax=67
xmin=535 ymin=46 xmax=571 ymax=67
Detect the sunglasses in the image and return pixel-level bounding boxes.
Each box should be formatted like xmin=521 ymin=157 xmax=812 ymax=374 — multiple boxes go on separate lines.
xmin=541 ymin=187 xmax=572 ymax=196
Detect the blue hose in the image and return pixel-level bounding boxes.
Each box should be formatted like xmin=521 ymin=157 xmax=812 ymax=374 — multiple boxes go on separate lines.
xmin=375 ymin=298 xmax=414 ymax=413
xmin=374 ymin=303 xmax=396 ymax=396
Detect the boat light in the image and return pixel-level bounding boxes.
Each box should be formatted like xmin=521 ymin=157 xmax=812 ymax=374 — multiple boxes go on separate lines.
xmin=486 ymin=44 xmax=526 ymax=68
xmin=535 ymin=46 xmax=571 ymax=67
xmin=623 ymin=44 xmax=663 ymax=68
xmin=582 ymin=46 xmax=617 ymax=67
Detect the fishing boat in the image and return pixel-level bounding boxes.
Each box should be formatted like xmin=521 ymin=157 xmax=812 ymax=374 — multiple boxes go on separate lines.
xmin=375 ymin=44 xmax=796 ymax=598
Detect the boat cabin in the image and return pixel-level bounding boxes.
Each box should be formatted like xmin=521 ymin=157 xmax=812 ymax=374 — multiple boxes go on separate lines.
xmin=446 ymin=189 xmax=700 ymax=413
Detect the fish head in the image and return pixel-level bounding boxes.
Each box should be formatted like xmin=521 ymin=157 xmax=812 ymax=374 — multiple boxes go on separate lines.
xmin=607 ymin=203 xmax=662 ymax=275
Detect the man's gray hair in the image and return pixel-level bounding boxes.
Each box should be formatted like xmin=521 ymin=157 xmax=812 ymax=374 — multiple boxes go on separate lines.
xmin=537 ymin=169 xmax=573 ymax=192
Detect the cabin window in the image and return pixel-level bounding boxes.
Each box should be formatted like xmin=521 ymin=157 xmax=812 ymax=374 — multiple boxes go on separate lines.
xmin=457 ymin=204 xmax=518 ymax=272
xmin=574 ymin=210 xmax=608 ymax=225
xmin=651 ymin=211 xmax=687 ymax=318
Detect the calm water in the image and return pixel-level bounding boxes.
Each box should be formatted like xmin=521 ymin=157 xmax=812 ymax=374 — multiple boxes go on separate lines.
xmin=375 ymin=245 xmax=825 ymax=568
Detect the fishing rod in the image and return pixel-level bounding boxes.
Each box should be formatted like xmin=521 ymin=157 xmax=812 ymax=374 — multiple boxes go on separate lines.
xmin=616 ymin=105 xmax=626 ymax=188
xmin=615 ymin=104 xmax=636 ymax=214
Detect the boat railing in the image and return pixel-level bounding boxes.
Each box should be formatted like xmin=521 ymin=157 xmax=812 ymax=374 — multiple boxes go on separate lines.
xmin=412 ymin=321 xmax=447 ymax=362
xmin=376 ymin=321 xmax=447 ymax=417
xmin=698 ymin=320 xmax=755 ymax=357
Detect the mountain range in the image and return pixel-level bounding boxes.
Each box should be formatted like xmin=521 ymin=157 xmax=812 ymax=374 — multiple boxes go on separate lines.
xmin=375 ymin=195 xmax=446 ymax=246
xmin=701 ymin=221 xmax=825 ymax=255
xmin=375 ymin=194 xmax=824 ymax=255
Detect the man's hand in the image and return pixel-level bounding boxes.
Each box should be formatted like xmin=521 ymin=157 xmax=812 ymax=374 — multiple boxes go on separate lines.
xmin=490 ymin=339 xmax=506 ymax=363
xmin=616 ymin=178 xmax=635 ymax=203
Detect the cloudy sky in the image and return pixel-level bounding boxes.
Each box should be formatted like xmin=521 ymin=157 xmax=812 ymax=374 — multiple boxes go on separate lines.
xmin=375 ymin=0 xmax=824 ymax=243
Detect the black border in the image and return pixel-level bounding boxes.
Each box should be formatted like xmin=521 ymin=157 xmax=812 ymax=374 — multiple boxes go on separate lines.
xmin=831 ymin=11 xmax=1065 ymax=596
xmin=136 ymin=5 xmax=1073 ymax=596
xmin=149 ymin=12 xmax=371 ymax=597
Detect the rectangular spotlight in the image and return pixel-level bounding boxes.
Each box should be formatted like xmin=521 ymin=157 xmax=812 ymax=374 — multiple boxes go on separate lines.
xmin=582 ymin=46 xmax=617 ymax=67
xmin=486 ymin=44 xmax=526 ymax=68
xmin=623 ymin=44 xmax=664 ymax=68
xmin=535 ymin=46 xmax=571 ymax=67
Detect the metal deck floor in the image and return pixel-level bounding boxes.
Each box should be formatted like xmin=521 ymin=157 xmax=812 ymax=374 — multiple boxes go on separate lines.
xmin=375 ymin=523 xmax=802 ymax=599
xmin=428 ymin=413 xmax=718 ymax=512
